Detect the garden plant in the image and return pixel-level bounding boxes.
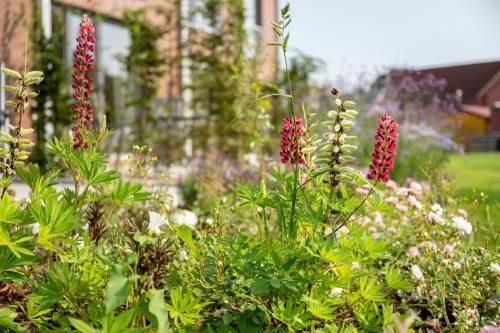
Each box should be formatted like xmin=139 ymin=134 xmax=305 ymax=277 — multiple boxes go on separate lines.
xmin=0 ymin=4 xmax=498 ymax=333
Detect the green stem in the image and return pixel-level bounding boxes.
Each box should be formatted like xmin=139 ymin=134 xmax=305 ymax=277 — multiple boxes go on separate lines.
xmin=280 ymin=34 xmax=300 ymax=243
xmin=334 ymin=188 xmax=374 ymax=231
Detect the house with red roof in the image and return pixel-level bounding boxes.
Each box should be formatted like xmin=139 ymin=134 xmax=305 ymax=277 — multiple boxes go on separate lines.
xmin=420 ymin=60 xmax=500 ymax=151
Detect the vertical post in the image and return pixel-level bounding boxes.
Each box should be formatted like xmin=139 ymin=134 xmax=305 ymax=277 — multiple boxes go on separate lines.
xmin=180 ymin=0 xmax=193 ymax=164
xmin=41 ymin=0 xmax=52 ymax=39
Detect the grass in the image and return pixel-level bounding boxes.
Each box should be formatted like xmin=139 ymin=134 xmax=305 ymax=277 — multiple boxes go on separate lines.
xmin=444 ymin=152 xmax=500 ymax=246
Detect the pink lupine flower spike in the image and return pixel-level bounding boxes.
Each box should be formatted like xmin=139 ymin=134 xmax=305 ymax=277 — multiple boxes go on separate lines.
xmin=71 ymin=14 xmax=96 ymax=150
xmin=367 ymin=113 xmax=398 ymax=182
xmin=280 ymin=116 xmax=304 ymax=165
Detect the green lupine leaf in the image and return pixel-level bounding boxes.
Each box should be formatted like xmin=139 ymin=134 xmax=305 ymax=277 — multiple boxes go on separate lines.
xmin=104 ymin=265 xmax=131 ymax=314
xmin=149 ymin=289 xmax=170 ymax=333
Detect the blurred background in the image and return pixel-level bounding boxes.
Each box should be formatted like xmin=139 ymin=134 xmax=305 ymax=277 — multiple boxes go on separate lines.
xmin=0 ymin=0 xmax=499 ymax=221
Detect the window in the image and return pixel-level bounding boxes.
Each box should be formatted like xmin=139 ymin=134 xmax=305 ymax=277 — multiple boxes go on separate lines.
xmin=255 ymin=0 xmax=262 ymax=26
xmin=98 ymin=20 xmax=131 ymax=129
xmin=186 ymin=0 xmax=220 ymax=33
xmin=98 ymin=20 xmax=130 ymax=78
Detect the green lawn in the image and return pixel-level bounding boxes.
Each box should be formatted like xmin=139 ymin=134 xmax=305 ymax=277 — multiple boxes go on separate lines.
xmin=445 ymin=152 xmax=500 ymax=245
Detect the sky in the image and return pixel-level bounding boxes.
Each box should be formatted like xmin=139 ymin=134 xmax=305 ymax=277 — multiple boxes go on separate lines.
xmin=285 ymin=0 xmax=500 ymax=88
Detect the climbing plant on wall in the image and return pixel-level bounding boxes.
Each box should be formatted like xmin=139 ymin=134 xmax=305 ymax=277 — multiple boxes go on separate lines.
xmin=31 ymin=1 xmax=71 ymax=169
xmin=123 ymin=7 xmax=171 ymax=145
xmin=186 ymin=0 xmax=247 ymax=157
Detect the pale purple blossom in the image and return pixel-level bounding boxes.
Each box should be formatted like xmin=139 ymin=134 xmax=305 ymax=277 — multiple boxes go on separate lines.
xmin=411 ymin=265 xmax=424 ymax=281
xmin=396 ymin=203 xmax=408 ymax=212
xmin=408 ymin=246 xmax=419 ymax=257
xmin=443 ymin=244 xmax=454 ymax=257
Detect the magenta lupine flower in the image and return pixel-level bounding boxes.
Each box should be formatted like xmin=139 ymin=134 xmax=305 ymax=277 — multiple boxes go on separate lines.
xmin=71 ymin=14 xmax=96 ymax=150
xmin=279 ymin=116 xmax=304 ymax=165
xmin=367 ymin=113 xmax=398 ymax=182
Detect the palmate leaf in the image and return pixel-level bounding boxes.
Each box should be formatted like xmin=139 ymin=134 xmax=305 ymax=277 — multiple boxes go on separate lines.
xmin=271 ymin=300 xmax=312 ymax=331
xmin=0 ymin=231 xmax=34 ymax=258
xmin=108 ymin=179 xmax=150 ymax=204
xmin=0 ymin=307 xmax=26 ymax=333
xmin=0 ymin=246 xmax=34 ymax=276
xmin=29 ymin=198 xmax=81 ymax=251
xmin=0 ymin=194 xmax=22 ymax=225
xmin=29 ymin=264 xmax=90 ymax=309
xmin=74 ymin=158 xmax=119 ymax=187
xmin=358 ymin=277 xmax=386 ymax=302
xmin=303 ymin=295 xmax=335 ymax=320
xmin=166 ymin=287 xmax=211 ymax=327
xmin=16 ymin=164 xmax=59 ymax=199
xmin=362 ymin=237 xmax=388 ymax=259
xmin=385 ymin=265 xmax=412 ymax=291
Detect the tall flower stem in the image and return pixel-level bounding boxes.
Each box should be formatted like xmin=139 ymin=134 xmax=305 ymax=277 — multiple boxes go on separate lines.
xmin=273 ymin=4 xmax=300 ymax=243
xmin=283 ymin=51 xmax=300 ymax=242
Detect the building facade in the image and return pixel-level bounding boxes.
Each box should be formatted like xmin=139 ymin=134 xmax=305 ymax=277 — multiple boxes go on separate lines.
xmin=0 ymin=0 xmax=278 ymax=155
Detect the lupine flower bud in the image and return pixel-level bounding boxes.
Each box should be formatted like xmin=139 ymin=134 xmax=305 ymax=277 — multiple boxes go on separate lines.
xmin=279 ymin=116 xmax=304 ymax=165
xmin=367 ymin=113 xmax=398 ymax=182
xmin=71 ymin=14 xmax=96 ymax=150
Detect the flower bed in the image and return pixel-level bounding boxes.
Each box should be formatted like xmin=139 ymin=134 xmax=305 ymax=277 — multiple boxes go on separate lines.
xmin=0 ymin=7 xmax=498 ymax=333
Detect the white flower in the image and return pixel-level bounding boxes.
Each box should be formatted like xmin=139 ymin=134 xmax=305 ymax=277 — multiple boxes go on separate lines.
xmin=243 ymin=153 xmax=260 ymax=168
xmin=179 ymin=250 xmax=188 ymax=261
xmin=205 ymin=218 xmax=214 ymax=225
xmin=77 ymin=240 xmax=85 ymax=249
xmin=411 ymin=265 xmax=425 ymax=281
xmin=324 ymin=227 xmax=333 ymax=237
xmin=431 ymin=203 xmax=443 ymax=215
xmin=490 ymin=262 xmax=500 ymax=274
xmin=329 ymin=287 xmax=343 ymax=297
xmin=172 ymin=209 xmax=198 ymax=227
xmin=409 ymin=181 xmax=423 ymax=195
xmin=148 ymin=211 xmax=169 ymax=235
xmin=452 ymin=216 xmax=472 ymax=235
xmin=397 ymin=187 xmax=409 ymax=196
xmin=351 ymin=262 xmax=360 ymax=269
xmin=386 ymin=196 xmax=398 ymax=204
xmin=31 ymin=222 xmax=40 ymax=234
xmin=408 ymin=195 xmax=422 ymax=210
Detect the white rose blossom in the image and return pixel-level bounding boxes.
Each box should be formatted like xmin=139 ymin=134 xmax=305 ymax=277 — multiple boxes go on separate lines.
xmin=148 ymin=211 xmax=169 ymax=235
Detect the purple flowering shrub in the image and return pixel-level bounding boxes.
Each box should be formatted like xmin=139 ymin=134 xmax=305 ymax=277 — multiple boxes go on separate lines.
xmin=366 ymin=69 xmax=462 ymax=180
